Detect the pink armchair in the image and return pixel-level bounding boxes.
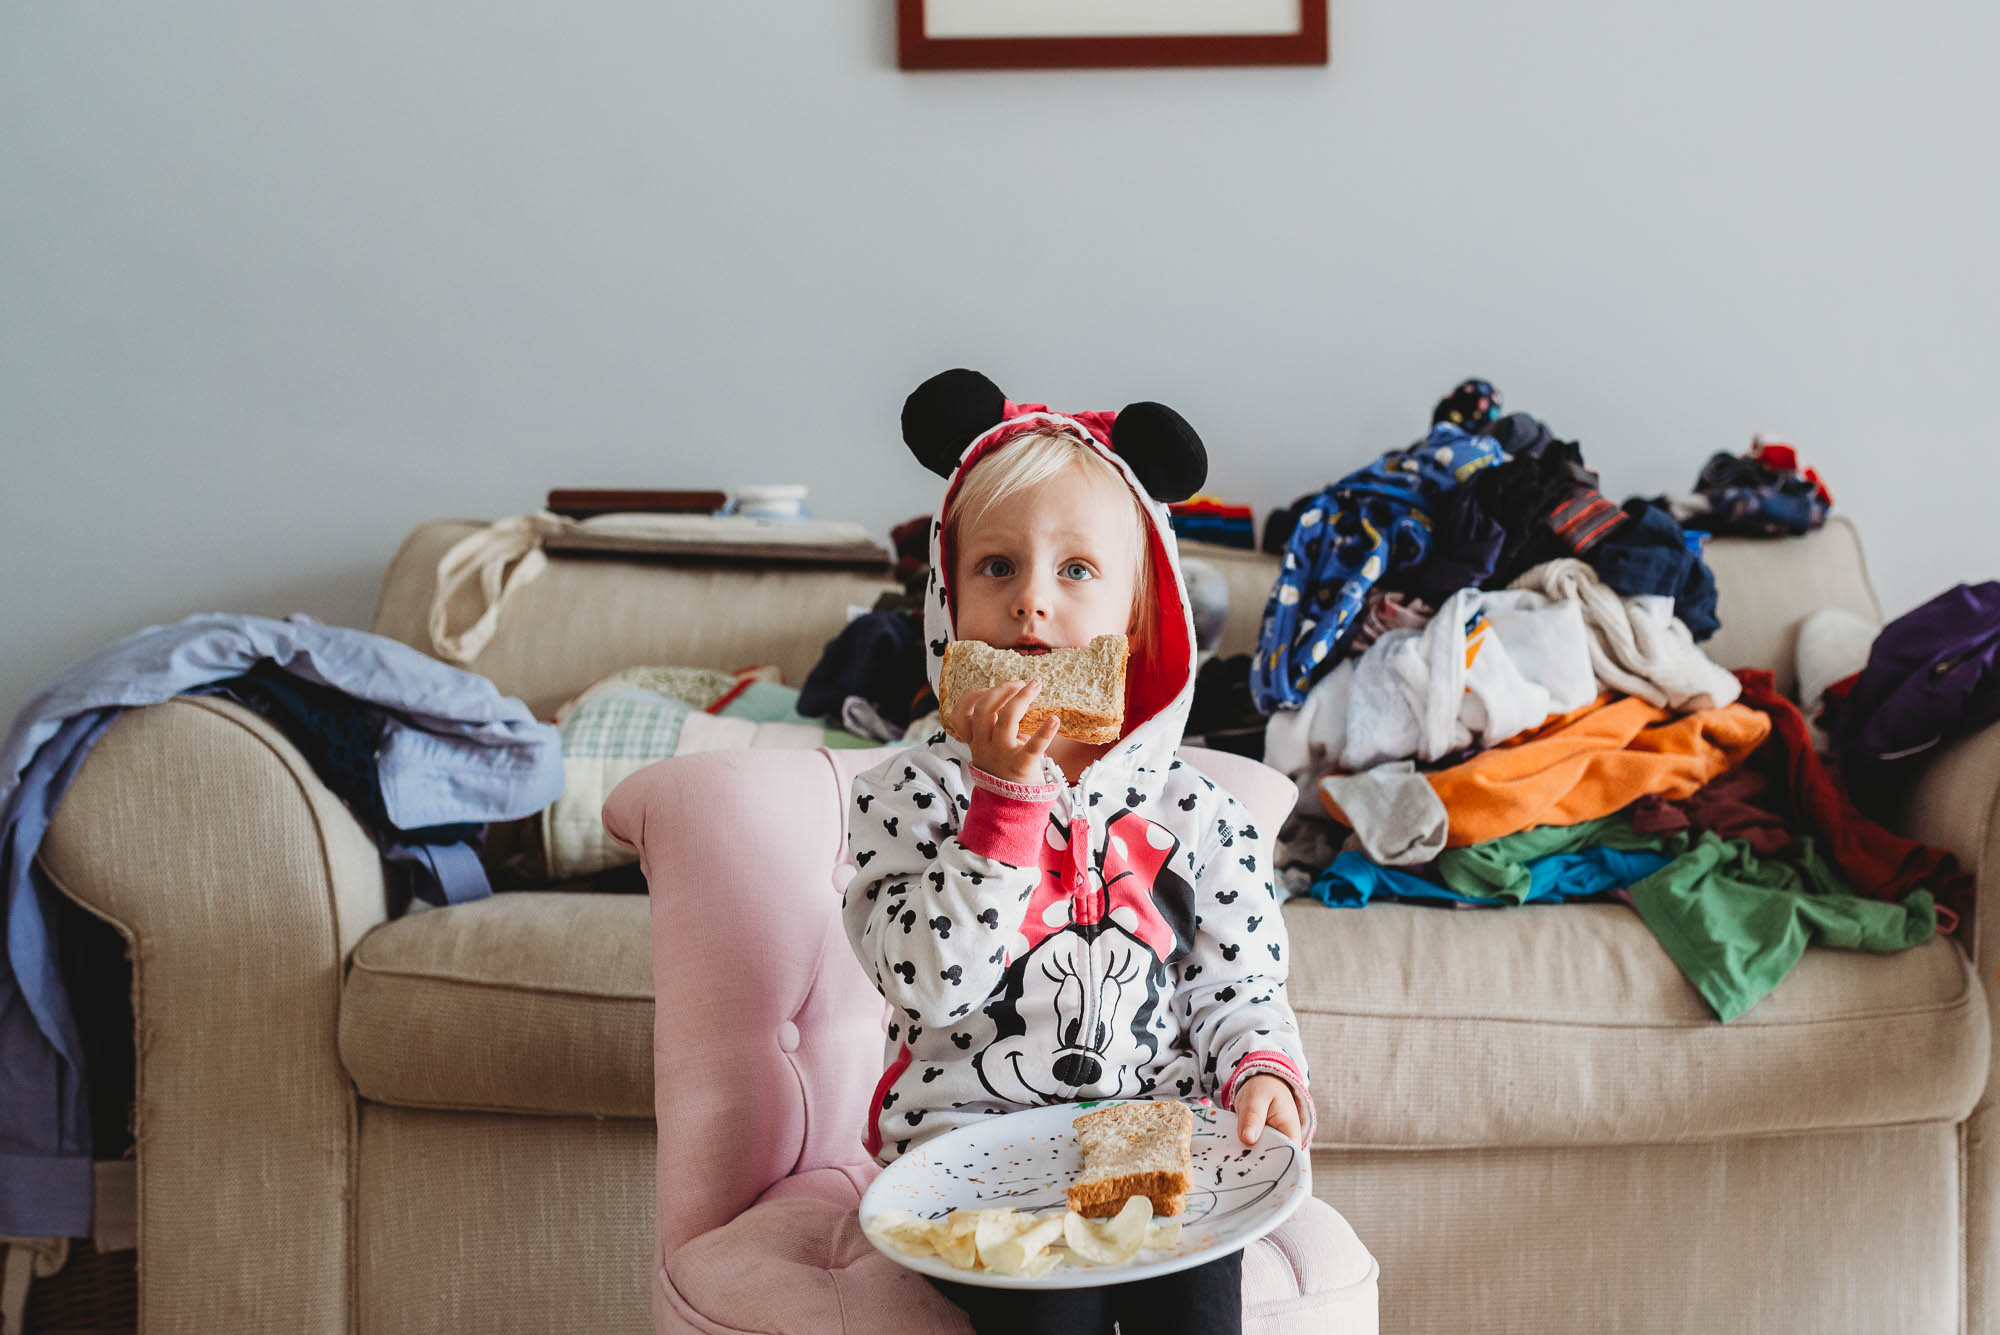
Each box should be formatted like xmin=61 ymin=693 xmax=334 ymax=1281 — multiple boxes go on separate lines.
xmin=604 ymin=745 xmax=1379 ymax=1334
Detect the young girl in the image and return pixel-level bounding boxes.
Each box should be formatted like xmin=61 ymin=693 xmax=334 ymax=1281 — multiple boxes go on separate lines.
xmin=841 ymin=369 xmax=1318 ymax=1335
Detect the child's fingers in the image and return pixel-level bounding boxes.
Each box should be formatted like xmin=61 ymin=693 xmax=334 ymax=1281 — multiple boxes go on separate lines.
xmin=996 ymin=678 xmax=1041 ymax=742
xmin=1021 ymin=713 xmax=1061 ymax=759
xmin=1237 ymin=1091 xmax=1268 ymax=1145
xmin=968 ymin=682 xmax=1022 ymax=744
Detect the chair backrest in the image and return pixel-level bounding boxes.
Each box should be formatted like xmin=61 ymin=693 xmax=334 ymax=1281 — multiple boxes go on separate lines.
xmin=602 ymin=742 xmax=1294 ymax=1263
xmin=606 ymin=746 xmax=885 ymax=1260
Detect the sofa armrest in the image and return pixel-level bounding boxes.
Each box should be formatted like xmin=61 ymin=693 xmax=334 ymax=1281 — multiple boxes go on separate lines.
xmin=1900 ymin=715 xmax=2000 ymax=1332
xmin=1902 ymin=719 xmax=2000 ymax=962
xmin=36 ymin=695 xmax=387 ymax=1335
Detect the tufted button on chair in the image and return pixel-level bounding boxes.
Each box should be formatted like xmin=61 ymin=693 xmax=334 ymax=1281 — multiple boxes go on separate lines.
xmin=603 ymin=746 xmax=1379 ymax=1335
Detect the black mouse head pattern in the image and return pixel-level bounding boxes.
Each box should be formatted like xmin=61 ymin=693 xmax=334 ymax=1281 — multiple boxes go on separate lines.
xmin=899 ymin=367 xmax=1208 ymax=503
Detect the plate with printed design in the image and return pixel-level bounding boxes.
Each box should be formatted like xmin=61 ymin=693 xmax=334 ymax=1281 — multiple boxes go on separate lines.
xmin=857 ymin=1097 xmax=1309 ymax=1289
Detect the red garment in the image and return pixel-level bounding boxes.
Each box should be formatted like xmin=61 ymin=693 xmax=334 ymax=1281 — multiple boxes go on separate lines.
xmin=1169 ymin=497 xmax=1255 ymax=520
xmin=1627 ymin=766 xmax=1794 ymax=857
xmin=1748 ymin=435 xmax=1835 ymax=506
xmin=1734 ymin=669 xmax=1968 ymax=928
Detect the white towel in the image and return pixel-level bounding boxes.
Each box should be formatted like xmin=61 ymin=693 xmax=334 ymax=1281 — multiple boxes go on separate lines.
xmin=1263 ymin=659 xmax=1354 ymax=815
xmin=1508 ymin=558 xmax=1739 ymax=712
xmin=1340 ymin=587 xmax=1598 ymax=772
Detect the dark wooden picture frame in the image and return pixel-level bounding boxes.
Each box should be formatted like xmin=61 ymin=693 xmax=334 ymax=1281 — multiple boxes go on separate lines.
xmin=896 ymin=0 xmax=1327 ymax=70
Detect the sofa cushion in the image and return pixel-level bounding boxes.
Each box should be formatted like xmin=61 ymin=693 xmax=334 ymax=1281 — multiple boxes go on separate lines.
xmin=336 ymin=859 xmax=1988 ymax=1139
xmin=1285 ymin=899 xmax=1989 ymax=1148
xmin=340 ymin=892 xmax=653 ymax=1117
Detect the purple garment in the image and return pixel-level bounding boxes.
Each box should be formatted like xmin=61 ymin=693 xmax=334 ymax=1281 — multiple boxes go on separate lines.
xmin=1832 ymin=582 xmax=2000 ymax=819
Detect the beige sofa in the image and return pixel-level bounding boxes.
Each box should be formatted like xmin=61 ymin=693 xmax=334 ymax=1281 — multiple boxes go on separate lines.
xmin=35 ymin=514 xmax=1997 ymax=1334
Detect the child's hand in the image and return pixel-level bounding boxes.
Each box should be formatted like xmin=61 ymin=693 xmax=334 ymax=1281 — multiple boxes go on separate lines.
xmin=953 ymin=679 xmax=1061 ymax=785
xmin=1235 ymin=1074 xmax=1308 ymax=1147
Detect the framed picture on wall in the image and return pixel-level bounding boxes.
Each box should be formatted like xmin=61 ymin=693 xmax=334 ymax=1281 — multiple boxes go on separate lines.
xmin=896 ymin=0 xmax=1328 ymax=70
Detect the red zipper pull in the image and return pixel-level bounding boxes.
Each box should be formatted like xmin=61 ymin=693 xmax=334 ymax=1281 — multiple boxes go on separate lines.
xmin=1068 ymin=817 xmax=1096 ymax=923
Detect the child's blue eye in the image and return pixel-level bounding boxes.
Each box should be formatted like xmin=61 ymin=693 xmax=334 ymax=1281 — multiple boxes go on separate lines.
xmin=1061 ymin=561 xmax=1094 ymax=581
xmin=979 ymin=557 xmax=1014 ymax=578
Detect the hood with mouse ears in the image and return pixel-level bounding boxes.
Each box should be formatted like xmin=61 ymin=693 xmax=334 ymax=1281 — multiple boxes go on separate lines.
xmin=902 ymin=368 xmax=1206 ymax=776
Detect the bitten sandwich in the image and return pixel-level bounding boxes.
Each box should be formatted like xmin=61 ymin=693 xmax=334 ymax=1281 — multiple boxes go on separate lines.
xmin=1065 ymin=1100 xmax=1194 ymax=1219
xmin=938 ymin=634 xmax=1129 ymax=746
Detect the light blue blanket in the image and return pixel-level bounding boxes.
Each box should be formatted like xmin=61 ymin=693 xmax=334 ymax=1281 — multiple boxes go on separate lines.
xmin=1 ymin=613 xmax=562 ymax=1236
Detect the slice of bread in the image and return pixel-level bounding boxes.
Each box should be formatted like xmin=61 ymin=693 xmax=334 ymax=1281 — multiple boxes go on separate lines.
xmin=939 ymin=634 xmax=1129 ymax=746
xmin=1065 ymin=1099 xmax=1194 ymax=1219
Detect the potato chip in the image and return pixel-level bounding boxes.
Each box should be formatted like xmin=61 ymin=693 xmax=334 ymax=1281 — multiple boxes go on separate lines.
xmin=862 ymin=1210 xmax=938 ymax=1257
xmin=935 ymin=1225 xmax=980 ymax=1270
xmin=983 ymin=1214 xmax=1066 ymax=1275
xmin=973 ymin=1210 xmax=1027 ymax=1264
xmin=865 ymin=1208 xmax=926 ymax=1233
xmin=1061 ymin=1195 xmax=1152 ymax=1265
xmin=1100 ymin=1195 xmax=1152 ymax=1254
xmin=883 ymin=1233 xmax=935 ymax=1258
xmin=870 ymin=1199 xmax=1188 ymax=1276
xmin=1020 ymin=1246 xmax=1066 ymax=1278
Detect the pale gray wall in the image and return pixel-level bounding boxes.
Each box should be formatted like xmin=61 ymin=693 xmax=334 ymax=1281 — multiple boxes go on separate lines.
xmin=4 ymin=1 xmax=1996 ymax=729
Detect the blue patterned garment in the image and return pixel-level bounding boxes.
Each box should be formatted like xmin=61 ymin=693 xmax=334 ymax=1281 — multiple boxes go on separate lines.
xmin=1251 ymin=423 xmax=1507 ymax=714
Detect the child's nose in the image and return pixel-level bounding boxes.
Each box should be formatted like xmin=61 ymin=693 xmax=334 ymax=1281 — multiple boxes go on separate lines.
xmin=1013 ymin=573 xmax=1053 ymax=621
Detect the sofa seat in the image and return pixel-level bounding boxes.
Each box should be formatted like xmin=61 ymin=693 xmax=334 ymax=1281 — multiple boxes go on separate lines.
xmin=336 ymin=887 xmax=1991 ymax=1140
xmin=340 ymin=891 xmax=654 ymax=1118
xmin=1284 ymin=899 xmax=1990 ymax=1148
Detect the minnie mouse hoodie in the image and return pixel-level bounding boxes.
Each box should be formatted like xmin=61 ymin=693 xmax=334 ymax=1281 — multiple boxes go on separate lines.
xmin=841 ymin=379 xmax=1317 ymax=1166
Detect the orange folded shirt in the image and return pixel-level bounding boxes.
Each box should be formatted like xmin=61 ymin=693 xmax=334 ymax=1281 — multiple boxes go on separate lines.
xmin=1322 ymin=694 xmax=1773 ymax=847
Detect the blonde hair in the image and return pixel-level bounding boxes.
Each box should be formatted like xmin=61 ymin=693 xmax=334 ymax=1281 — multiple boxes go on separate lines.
xmin=944 ymin=428 xmax=1160 ymax=665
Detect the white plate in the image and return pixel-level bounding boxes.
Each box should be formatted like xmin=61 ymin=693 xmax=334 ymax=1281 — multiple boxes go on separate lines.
xmin=857 ymin=1097 xmax=1310 ymax=1290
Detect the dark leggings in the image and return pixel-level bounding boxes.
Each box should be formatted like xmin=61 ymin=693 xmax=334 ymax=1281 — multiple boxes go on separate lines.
xmin=925 ymin=1249 xmax=1242 ymax=1335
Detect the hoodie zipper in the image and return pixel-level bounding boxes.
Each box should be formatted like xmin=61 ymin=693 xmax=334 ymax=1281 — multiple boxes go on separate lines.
xmin=1060 ymin=787 xmax=1099 ymax=1081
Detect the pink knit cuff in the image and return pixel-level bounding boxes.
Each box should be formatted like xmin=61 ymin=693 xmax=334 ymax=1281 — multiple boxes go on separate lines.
xmin=1223 ymin=1050 xmax=1317 ymax=1147
xmin=969 ymin=764 xmax=1062 ymax=802
xmin=958 ymin=776 xmax=1058 ymax=867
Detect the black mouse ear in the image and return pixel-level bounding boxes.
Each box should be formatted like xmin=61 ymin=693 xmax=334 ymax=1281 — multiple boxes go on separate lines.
xmin=901 ymin=369 xmax=1008 ymax=479
xmin=1110 ymin=402 xmax=1207 ymax=503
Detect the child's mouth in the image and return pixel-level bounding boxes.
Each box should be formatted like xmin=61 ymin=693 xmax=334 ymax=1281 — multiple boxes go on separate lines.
xmin=1011 ymin=641 xmax=1053 ymax=655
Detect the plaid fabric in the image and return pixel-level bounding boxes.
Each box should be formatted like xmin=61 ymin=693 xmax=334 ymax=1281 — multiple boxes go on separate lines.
xmin=551 ymin=664 xmax=736 ymax=723
xmin=558 ymin=691 xmax=693 ymax=760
